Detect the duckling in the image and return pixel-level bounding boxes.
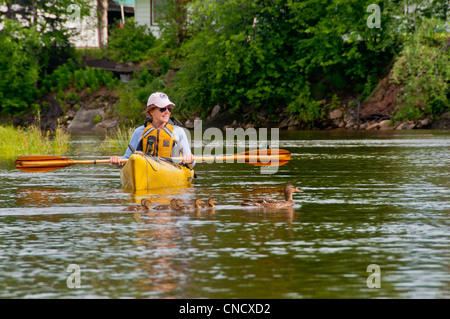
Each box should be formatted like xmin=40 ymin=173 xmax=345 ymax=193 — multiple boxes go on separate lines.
xmin=177 ymin=199 xmax=203 ymax=211
xmin=141 ymin=198 xmax=152 ymax=209
xmin=153 ymin=198 xmax=180 ymax=211
xmin=200 ymin=198 xmax=216 ymax=209
xmin=240 ymin=184 xmax=303 ymax=209
xmin=123 ymin=198 xmax=152 ymax=211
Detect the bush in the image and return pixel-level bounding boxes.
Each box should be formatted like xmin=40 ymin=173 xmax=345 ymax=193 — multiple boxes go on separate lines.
xmin=392 ymin=18 xmax=450 ymax=121
xmin=172 ymin=0 xmax=396 ymax=124
xmin=41 ymin=63 xmax=119 ymax=97
xmin=0 ymin=20 xmax=41 ymax=115
xmin=108 ymin=18 xmax=157 ymax=63
xmin=40 ymin=59 xmax=78 ymax=94
xmin=73 ymin=67 xmax=119 ymax=91
xmin=114 ymin=75 xmax=166 ymax=126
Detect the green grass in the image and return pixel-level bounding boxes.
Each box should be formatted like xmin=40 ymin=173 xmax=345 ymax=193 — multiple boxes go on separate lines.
xmin=0 ymin=125 xmax=70 ymax=158
xmin=99 ymin=127 xmax=135 ymax=155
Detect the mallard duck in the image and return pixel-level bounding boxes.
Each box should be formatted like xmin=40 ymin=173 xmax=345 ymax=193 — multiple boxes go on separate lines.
xmin=240 ymin=184 xmax=303 ymax=209
xmin=123 ymin=198 xmax=152 ymax=211
xmin=141 ymin=198 xmax=152 ymax=208
xmin=200 ymin=198 xmax=216 ymax=209
xmin=152 ymin=198 xmax=180 ymax=211
xmin=177 ymin=199 xmax=203 ymax=211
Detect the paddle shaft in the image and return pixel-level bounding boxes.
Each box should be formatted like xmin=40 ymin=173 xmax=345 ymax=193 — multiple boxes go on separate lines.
xmin=16 ymin=159 xmax=127 ymax=168
xmin=173 ymin=154 xmax=288 ymax=163
xmin=15 ymin=149 xmax=290 ymax=172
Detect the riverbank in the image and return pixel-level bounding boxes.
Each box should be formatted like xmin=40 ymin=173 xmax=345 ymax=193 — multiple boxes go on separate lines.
xmin=7 ymin=82 xmax=449 ymax=135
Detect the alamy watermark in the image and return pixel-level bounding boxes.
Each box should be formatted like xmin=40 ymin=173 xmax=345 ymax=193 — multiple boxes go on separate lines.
xmin=66 ymin=264 xmax=81 ymax=289
xmin=366 ymin=4 xmax=381 ymax=29
xmin=184 ymin=120 xmax=281 ymax=175
xmin=66 ymin=4 xmax=82 ymax=26
xmin=366 ymin=264 xmax=381 ymax=288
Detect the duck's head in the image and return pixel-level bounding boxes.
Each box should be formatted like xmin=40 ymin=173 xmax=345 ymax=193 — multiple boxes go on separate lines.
xmin=284 ymin=183 xmax=303 ymax=197
xmin=194 ymin=199 xmax=203 ymax=207
xmin=175 ymin=199 xmax=184 ymax=207
xmin=207 ymin=198 xmax=216 ymax=207
xmin=141 ymin=198 xmax=152 ymax=209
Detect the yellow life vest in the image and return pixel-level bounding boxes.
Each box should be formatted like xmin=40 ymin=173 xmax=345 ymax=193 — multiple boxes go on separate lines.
xmin=140 ymin=121 xmax=181 ymax=158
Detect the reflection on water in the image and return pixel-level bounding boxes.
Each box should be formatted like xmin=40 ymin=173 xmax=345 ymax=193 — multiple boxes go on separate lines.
xmin=0 ymin=130 xmax=449 ymax=298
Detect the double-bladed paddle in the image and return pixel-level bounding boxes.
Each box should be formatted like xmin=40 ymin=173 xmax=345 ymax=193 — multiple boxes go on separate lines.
xmin=15 ymin=149 xmax=291 ymax=173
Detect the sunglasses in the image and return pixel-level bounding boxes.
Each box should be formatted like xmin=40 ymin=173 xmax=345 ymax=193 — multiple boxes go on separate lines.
xmin=158 ymin=106 xmax=173 ymax=113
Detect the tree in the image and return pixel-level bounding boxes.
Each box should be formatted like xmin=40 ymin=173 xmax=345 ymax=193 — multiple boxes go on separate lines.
xmin=0 ymin=19 xmax=41 ymax=114
xmin=171 ymin=0 xmax=449 ymax=124
xmin=172 ymin=0 xmax=393 ymax=122
xmin=98 ymin=0 xmax=109 ymax=47
xmin=0 ymin=0 xmax=90 ymax=70
xmin=0 ymin=0 xmax=90 ymax=115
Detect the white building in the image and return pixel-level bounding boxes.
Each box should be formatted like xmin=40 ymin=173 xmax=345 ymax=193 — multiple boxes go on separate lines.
xmin=134 ymin=0 xmax=163 ymax=38
xmin=68 ymin=0 xmax=135 ymax=48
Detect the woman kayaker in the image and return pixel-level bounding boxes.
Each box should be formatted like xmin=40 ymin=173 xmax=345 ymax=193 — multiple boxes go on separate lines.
xmin=109 ymin=92 xmax=194 ymax=167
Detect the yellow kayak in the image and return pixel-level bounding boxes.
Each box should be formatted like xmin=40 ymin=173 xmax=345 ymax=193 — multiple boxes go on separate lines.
xmin=120 ymin=152 xmax=194 ymax=191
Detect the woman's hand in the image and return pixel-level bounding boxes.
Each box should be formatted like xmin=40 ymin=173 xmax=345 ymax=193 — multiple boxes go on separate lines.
xmin=110 ymin=156 xmax=122 ymax=165
xmin=182 ymin=153 xmax=194 ymax=164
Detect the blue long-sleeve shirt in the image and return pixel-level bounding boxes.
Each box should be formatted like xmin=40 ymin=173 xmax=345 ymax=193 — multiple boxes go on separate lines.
xmin=121 ymin=125 xmax=195 ymax=166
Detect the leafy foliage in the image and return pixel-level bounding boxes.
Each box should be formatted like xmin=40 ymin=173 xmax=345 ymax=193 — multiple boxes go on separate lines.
xmin=0 ymin=1 xmax=90 ymax=115
xmin=107 ymin=18 xmax=157 ymax=63
xmin=114 ymin=72 xmax=166 ymax=127
xmin=171 ymin=0 xmax=396 ymax=124
xmin=0 ymin=20 xmax=41 ymax=114
xmin=392 ymin=18 xmax=450 ymax=121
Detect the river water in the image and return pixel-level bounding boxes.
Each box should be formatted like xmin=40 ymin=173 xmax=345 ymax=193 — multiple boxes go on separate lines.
xmin=0 ymin=130 xmax=448 ymax=299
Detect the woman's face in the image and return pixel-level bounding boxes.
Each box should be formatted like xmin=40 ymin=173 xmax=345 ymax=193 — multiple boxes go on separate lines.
xmin=149 ymin=105 xmax=173 ymax=125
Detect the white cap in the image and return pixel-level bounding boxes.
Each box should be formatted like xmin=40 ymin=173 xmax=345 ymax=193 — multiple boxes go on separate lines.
xmin=146 ymin=92 xmax=175 ymax=108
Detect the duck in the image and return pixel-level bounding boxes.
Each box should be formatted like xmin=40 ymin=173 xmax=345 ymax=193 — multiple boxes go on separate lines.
xmin=123 ymin=198 xmax=152 ymax=211
xmin=152 ymin=198 xmax=180 ymax=211
xmin=177 ymin=199 xmax=203 ymax=211
xmin=200 ymin=198 xmax=216 ymax=209
xmin=240 ymin=184 xmax=303 ymax=209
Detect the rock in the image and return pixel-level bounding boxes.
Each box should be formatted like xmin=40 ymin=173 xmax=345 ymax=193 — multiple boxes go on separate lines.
xmin=345 ymin=119 xmax=356 ymax=129
xmin=338 ymin=120 xmax=346 ymax=128
xmin=210 ymin=105 xmax=221 ymax=118
xmin=366 ymin=122 xmax=379 ymax=130
xmin=431 ymin=111 xmax=450 ymax=129
xmin=94 ymin=118 xmax=119 ymax=133
xmin=68 ymin=107 xmax=105 ymax=133
xmin=185 ymin=119 xmax=194 ymax=129
xmin=378 ymin=119 xmax=392 ymax=130
xmin=203 ymin=111 xmax=241 ymax=130
xmin=416 ymin=118 xmax=431 ymax=128
xmin=279 ymin=116 xmax=298 ymax=129
xmin=359 ymin=122 xmax=369 ymax=130
xmin=329 ymin=109 xmax=342 ymax=120
xmin=441 ymin=111 xmax=450 ymax=119
xmin=279 ymin=116 xmax=290 ymax=128
xmin=396 ymin=121 xmax=416 ymax=130
xmin=185 ymin=117 xmax=202 ymax=129
xmin=345 ymin=123 xmax=355 ymax=129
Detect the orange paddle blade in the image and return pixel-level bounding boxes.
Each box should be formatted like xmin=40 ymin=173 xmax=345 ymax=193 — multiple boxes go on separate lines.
xmin=15 ymin=155 xmax=75 ymax=172
xmin=241 ymin=149 xmax=291 ymax=166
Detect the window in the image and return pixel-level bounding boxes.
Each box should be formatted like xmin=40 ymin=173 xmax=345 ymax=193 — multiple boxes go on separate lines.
xmin=150 ymin=0 xmax=164 ymax=26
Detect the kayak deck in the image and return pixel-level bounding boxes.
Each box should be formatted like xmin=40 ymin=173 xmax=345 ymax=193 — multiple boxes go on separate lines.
xmin=120 ymin=152 xmax=194 ymax=191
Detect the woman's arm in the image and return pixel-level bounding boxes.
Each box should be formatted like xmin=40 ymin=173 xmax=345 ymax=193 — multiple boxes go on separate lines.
xmin=109 ymin=126 xmax=144 ymax=164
